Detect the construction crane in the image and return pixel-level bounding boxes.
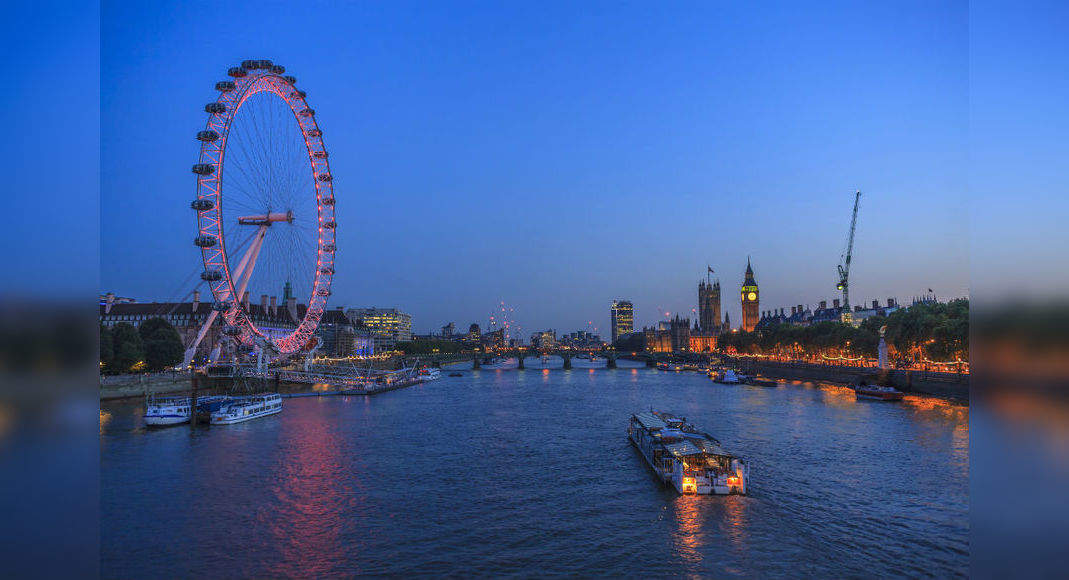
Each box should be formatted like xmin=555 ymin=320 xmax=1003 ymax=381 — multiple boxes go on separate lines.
xmin=837 ymin=190 xmax=862 ymax=323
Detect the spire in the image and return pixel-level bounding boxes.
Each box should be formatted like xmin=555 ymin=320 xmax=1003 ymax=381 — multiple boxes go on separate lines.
xmin=743 ymin=257 xmax=757 ymax=287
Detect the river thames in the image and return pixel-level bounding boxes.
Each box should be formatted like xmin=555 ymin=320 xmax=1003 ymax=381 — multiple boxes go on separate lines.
xmin=100 ymin=360 xmax=968 ymax=577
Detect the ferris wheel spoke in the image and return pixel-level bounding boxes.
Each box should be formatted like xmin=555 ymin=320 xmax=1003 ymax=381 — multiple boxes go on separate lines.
xmin=228 ymin=132 xmax=272 ymax=207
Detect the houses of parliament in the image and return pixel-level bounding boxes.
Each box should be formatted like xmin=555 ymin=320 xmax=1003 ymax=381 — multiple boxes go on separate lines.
xmin=692 ymin=259 xmax=760 ymax=349
xmin=615 ymin=260 xmax=760 ymax=353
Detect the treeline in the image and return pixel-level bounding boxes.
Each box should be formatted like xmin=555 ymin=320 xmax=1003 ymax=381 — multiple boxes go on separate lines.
xmin=100 ymin=317 xmax=185 ymax=374
xmin=883 ymin=298 xmax=968 ymax=360
xmin=719 ymin=298 xmax=969 ymax=362
xmin=719 ymin=319 xmax=881 ymax=357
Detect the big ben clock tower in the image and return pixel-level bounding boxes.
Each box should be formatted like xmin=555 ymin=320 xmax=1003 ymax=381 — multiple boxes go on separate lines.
xmin=741 ymin=258 xmax=759 ymax=332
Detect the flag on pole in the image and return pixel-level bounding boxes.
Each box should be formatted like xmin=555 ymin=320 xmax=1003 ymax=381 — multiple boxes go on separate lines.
xmin=707 ymin=266 xmax=715 ymax=274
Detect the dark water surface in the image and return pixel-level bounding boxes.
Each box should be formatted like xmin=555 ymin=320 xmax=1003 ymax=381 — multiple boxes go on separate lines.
xmin=101 ymin=362 xmax=968 ymax=577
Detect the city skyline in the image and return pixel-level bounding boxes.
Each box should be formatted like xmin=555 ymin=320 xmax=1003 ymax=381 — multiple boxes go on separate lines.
xmin=101 ymin=3 xmax=968 ymax=334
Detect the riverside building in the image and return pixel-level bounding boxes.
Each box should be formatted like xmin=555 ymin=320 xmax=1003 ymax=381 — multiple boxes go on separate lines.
xmin=610 ymin=300 xmax=634 ymax=344
xmin=345 ymin=307 xmax=412 ymax=351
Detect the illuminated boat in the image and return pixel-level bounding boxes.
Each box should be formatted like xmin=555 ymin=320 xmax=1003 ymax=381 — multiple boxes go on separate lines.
xmin=418 ymin=368 xmax=442 ymax=381
xmin=210 ymin=393 xmax=283 ymax=424
xmin=853 ymin=382 xmax=904 ymax=401
xmin=628 ymin=411 xmax=748 ymax=495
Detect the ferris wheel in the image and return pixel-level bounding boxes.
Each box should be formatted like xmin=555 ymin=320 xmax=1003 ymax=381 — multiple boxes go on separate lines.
xmin=184 ymin=59 xmax=336 ymax=365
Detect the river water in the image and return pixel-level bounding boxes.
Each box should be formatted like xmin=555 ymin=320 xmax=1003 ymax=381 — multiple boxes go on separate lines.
xmin=100 ymin=359 xmax=968 ymax=577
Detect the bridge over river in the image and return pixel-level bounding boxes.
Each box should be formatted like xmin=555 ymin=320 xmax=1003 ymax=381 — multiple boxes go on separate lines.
xmin=407 ymin=349 xmax=715 ymax=370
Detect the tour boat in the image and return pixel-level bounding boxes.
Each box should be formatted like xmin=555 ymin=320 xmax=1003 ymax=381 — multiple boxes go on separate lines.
xmin=448 ymin=372 xmax=463 ymax=377
xmin=629 ymin=411 xmax=748 ymax=495
xmin=853 ymin=383 xmax=904 ymax=401
xmin=210 ymin=393 xmax=283 ymax=424
xmin=143 ymin=395 xmax=226 ymax=427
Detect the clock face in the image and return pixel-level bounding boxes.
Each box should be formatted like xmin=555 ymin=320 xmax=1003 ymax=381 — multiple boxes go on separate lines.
xmin=747 ymin=292 xmax=757 ymax=301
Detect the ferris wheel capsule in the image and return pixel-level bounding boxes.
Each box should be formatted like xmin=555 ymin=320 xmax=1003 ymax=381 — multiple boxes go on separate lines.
xmin=321 ymin=243 xmax=336 ymax=252
xmin=191 ymin=198 xmax=214 ymax=211
xmin=321 ymin=195 xmax=334 ymax=205
xmin=200 ymin=269 xmax=223 ymax=281
xmin=317 ymin=173 xmax=332 ymax=182
xmin=323 ymin=220 xmax=336 ymax=229
xmin=215 ymin=81 xmax=235 ymax=92
xmin=271 ymin=65 xmax=285 ymax=74
xmin=223 ymin=325 xmax=243 ymax=336
xmin=299 ymin=108 xmax=315 ymax=117
xmin=316 ymin=289 xmax=332 ymax=297
xmin=194 ymin=235 xmax=217 ymax=248
xmin=283 ymin=75 xmax=297 ymax=85
xmin=205 ymin=102 xmax=226 ymax=114
xmin=192 ymin=163 xmax=215 ymax=175
xmin=319 ymin=266 xmax=335 ymax=275
xmin=256 ymin=59 xmax=273 ymax=69
xmin=228 ymin=67 xmax=247 ymax=78
xmin=241 ymin=59 xmax=259 ymax=69
xmin=312 ymin=151 xmax=328 ymax=159
xmin=306 ymin=128 xmax=321 ymax=137
xmin=212 ymin=301 xmax=232 ymax=312
xmin=196 ymin=130 xmax=219 ymax=142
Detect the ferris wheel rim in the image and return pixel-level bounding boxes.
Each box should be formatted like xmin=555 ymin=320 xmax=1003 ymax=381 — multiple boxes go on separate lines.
xmin=191 ymin=61 xmax=336 ymax=355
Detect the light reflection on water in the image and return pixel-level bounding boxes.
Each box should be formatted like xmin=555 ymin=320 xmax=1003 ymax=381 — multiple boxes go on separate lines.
xmin=101 ymin=368 xmax=968 ymax=577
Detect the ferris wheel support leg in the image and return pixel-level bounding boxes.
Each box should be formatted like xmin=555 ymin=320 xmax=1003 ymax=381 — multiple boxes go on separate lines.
xmin=183 ymin=308 xmax=220 ymax=368
xmin=232 ymin=226 xmax=268 ymax=303
xmin=182 ymin=226 xmax=268 ymax=369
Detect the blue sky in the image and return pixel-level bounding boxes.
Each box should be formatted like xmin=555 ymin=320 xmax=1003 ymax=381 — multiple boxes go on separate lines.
xmin=101 ymin=1 xmax=970 ymax=334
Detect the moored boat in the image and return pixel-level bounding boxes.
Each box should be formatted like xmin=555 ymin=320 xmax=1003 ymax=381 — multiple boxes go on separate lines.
xmin=419 ymin=368 xmax=442 ymax=381
xmin=712 ymin=369 xmax=742 ymax=384
xmin=210 ymin=393 xmax=283 ymax=424
xmin=144 ymin=395 xmax=227 ymax=427
xmin=853 ymin=382 xmax=904 ymax=401
xmin=628 ymin=411 xmax=748 ymax=495
xmin=143 ymin=397 xmax=193 ymax=426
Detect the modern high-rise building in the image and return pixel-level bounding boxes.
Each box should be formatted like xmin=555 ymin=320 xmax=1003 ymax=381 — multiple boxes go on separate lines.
xmin=698 ymin=277 xmax=721 ymax=334
xmin=740 ymin=259 xmax=760 ymax=332
xmin=346 ymin=307 xmax=412 ymax=350
xmin=610 ymin=300 xmax=634 ymax=343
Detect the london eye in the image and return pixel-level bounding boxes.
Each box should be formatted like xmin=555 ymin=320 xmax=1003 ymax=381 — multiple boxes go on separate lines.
xmin=185 ymin=59 xmax=336 ymax=364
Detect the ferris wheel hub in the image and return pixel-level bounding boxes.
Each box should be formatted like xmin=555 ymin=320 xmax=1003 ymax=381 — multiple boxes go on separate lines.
xmin=237 ymin=210 xmax=294 ymax=226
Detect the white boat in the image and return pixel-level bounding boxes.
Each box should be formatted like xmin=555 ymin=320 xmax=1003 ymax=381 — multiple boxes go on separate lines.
xmin=629 ymin=411 xmax=748 ymax=495
xmin=143 ymin=397 xmax=193 ymax=426
xmin=419 ymin=368 xmax=442 ymax=381
xmin=210 ymin=393 xmax=283 ymax=425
